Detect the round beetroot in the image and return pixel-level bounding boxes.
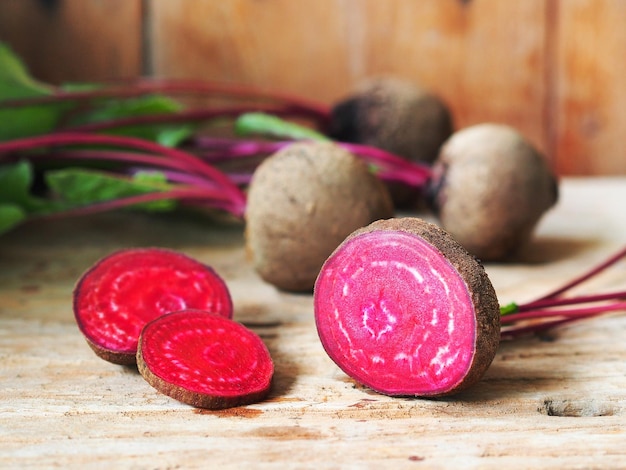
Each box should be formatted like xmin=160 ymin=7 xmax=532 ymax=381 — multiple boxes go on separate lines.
xmin=245 ymin=141 xmax=393 ymax=292
xmin=428 ymin=123 xmax=559 ymax=261
xmin=329 ymin=77 xmax=453 ymax=208
xmin=73 ymin=248 xmax=232 ymax=365
xmin=137 ymin=309 xmax=273 ymax=409
xmin=329 ymin=77 xmax=453 ymax=165
xmin=314 ymin=217 xmax=500 ymax=397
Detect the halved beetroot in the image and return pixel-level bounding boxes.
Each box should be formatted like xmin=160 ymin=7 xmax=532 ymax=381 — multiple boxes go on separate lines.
xmin=73 ymin=248 xmax=232 ymax=365
xmin=137 ymin=309 xmax=274 ymax=409
xmin=314 ymin=218 xmax=501 ymax=397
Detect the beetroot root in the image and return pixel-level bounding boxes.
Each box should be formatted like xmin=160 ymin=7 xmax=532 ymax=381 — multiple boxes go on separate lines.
xmin=428 ymin=123 xmax=559 ymax=261
xmin=245 ymin=141 xmax=393 ymax=292
xmin=329 ymin=77 xmax=453 ymax=165
xmin=329 ymin=77 xmax=454 ymax=208
xmin=137 ymin=309 xmax=273 ymax=409
xmin=73 ymin=248 xmax=233 ymax=365
xmin=314 ymin=217 xmax=500 ymax=397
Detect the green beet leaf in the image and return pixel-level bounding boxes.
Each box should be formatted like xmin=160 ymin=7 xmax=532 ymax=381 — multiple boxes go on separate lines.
xmin=45 ymin=168 xmax=178 ymax=212
xmin=0 ymin=42 xmax=71 ymax=140
xmin=66 ymin=93 xmax=195 ymax=147
xmin=0 ymin=204 xmax=27 ymax=235
xmin=235 ymin=112 xmax=329 ymax=142
xmin=0 ymin=160 xmax=64 ymax=214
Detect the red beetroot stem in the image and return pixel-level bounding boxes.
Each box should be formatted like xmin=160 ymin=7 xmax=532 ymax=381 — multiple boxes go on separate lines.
xmin=516 ymin=290 xmax=626 ymax=312
xmin=34 ymin=186 xmax=236 ymax=220
xmin=501 ymin=313 xmax=600 ymax=339
xmin=501 ymin=301 xmax=626 ymax=325
xmin=43 ymin=149 xmax=195 ymax=173
xmin=61 ymin=104 xmax=324 ymax=134
xmin=0 ymin=78 xmax=331 ymax=125
xmin=502 ymin=246 xmax=626 ymax=338
xmin=192 ymin=137 xmax=433 ymax=188
xmin=0 ymin=132 xmax=246 ymax=217
xmin=527 ymin=246 xmax=626 ymax=303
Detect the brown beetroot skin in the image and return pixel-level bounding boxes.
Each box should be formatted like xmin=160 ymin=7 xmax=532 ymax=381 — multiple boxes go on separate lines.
xmin=428 ymin=123 xmax=559 ymax=261
xmin=245 ymin=141 xmax=394 ymax=292
xmin=314 ymin=217 xmax=501 ymax=397
xmin=329 ymin=77 xmax=454 ymax=165
xmin=329 ymin=77 xmax=453 ymax=208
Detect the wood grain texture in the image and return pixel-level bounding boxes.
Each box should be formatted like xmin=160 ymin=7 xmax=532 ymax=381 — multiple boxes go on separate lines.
xmin=1 ymin=177 xmax=626 ymax=468
xmin=552 ymin=0 xmax=626 ymax=175
xmin=2 ymin=0 xmax=626 ymax=175
xmin=149 ymin=0 xmax=550 ymax=155
xmin=0 ymin=0 xmax=143 ymax=83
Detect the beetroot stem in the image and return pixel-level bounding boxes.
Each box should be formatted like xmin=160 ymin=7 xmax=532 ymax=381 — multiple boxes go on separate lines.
xmin=0 ymin=78 xmax=331 ymax=124
xmin=45 ymin=149 xmax=194 ymax=173
xmin=35 ymin=186 xmax=236 ymax=219
xmin=193 ymin=137 xmax=433 ymax=189
xmin=516 ymin=290 xmax=626 ymax=312
xmin=62 ymin=104 xmax=322 ymax=134
xmin=0 ymin=132 xmax=246 ymax=217
xmin=501 ymin=301 xmax=626 ymax=324
xmin=528 ymin=246 xmax=626 ymax=303
xmin=500 ymin=313 xmax=600 ymax=339
xmin=500 ymin=246 xmax=626 ymax=337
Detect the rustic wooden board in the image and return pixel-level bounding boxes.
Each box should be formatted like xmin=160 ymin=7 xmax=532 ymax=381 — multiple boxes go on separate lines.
xmin=148 ymin=0 xmax=549 ymax=157
xmin=1 ymin=177 xmax=625 ymax=468
xmin=0 ymin=0 xmax=143 ymax=83
xmin=3 ymin=0 xmax=626 ymax=175
xmin=552 ymin=0 xmax=626 ymax=175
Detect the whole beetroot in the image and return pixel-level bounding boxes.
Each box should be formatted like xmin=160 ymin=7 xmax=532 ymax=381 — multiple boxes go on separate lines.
xmin=245 ymin=141 xmax=393 ymax=292
xmin=329 ymin=77 xmax=453 ymax=207
xmin=329 ymin=77 xmax=453 ymax=165
xmin=428 ymin=123 xmax=559 ymax=261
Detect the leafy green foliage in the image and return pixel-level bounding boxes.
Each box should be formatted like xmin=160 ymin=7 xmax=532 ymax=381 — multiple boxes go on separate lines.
xmin=0 ymin=160 xmax=63 ymax=214
xmin=0 ymin=41 xmax=192 ymax=146
xmin=0 ymin=160 xmax=178 ymax=235
xmin=0 ymin=161 xmax=64 ymax=234
xmin=235 ymin=112 xmax=329 ymax=141
xmin=45 ymin=168 xmax=177 ymax=212
xmin=0 ymin=204 xmax=26 ymax=235
xmin=67 ymin=94 xmax=194 ymax=147
xmin=0 ymin=43 xmax=70 ymax=140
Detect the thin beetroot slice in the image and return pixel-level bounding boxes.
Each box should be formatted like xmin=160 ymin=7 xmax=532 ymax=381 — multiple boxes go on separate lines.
xmin=73 ymin=248 xmax=233 ymax=365
xmin=137 ymin=309 xmax=274 ymax=409
xmin=314 ymin=218 xmax=500 ymax=397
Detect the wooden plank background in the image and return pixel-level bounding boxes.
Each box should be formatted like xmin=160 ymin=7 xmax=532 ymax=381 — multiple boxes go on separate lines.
xmin=0 ymin=0 xmax=625 ymax=176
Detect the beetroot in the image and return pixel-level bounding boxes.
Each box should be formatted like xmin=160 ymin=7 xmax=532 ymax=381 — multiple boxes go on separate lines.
xmin=245 ymin=141 xmax=393 ymax=292
xmin=73 ymin=248 xmax=232 ymax=365
xmin=137 ymin=309 xmax=273 ymax=409
xmin=314 ymin=217 xmax=500 ymax=397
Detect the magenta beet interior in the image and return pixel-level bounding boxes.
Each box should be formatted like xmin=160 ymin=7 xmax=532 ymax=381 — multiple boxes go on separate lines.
xmin=140 ymin=310 xmax=273 ymax=397
xmin=314 ymin=231 xmax=476 ymax=396
xmin=74 ymin=249 xmax=232 ymax=355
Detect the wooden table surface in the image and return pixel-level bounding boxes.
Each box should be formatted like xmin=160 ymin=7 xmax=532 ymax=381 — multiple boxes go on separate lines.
xmin=1 ymin=177 xmax=625 ymax=469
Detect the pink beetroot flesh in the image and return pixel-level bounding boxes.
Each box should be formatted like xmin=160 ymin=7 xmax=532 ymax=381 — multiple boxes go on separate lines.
xmin=315 ymin=231 xmax=479 ymax=396
xmin=137 ymin=309 xmax=274 ymax=409
xmin=73 ymin=248 xmax=232 ymax=364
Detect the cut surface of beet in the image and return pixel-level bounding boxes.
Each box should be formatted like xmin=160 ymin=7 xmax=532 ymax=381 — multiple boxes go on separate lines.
xmin=137 ymin=309 xmax=273 ymax=409
xmin=73 ymin=248 xmax=232 ymax=364
xmin=314 ymin=218 xmax=500 ymax=397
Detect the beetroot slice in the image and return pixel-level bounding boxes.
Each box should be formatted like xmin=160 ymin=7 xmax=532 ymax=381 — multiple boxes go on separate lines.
xmin=314 ymin=218 xmax=500 ymax=397
xmin=137 ymin=309 xmax=274 ymax=409
xmin=73 ymin=248 xmax=233 ymax=365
